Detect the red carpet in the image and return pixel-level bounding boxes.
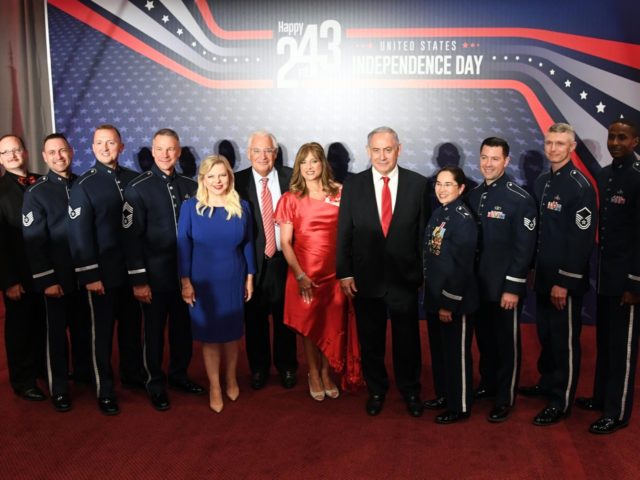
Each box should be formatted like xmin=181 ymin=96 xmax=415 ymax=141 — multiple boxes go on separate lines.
xmin=1 ymin=300 xmax=639 ymax=479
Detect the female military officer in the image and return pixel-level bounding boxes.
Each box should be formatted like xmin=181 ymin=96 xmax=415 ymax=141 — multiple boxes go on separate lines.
xmin=423 ymin=165 xmax=478 ymax=424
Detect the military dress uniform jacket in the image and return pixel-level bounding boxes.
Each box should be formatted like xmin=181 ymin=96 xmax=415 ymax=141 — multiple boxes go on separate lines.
xmin=596 ymin=153 xmax=640 ymax=296
xmin=68 ymin=162 xmax=139 ymax=288
xmin=22 ymin=171 xmax=79 ymax=293
xmin=122 ymin=164 xmax=197 ymax=292
xmin=467 ymin=174 xmax=537 ymax=301
xmin=0 ymin=172 xmax=41 ymax=291
xmin=532 ymin=160 xmax=597 ymax=295
xmin=423 ymin=198 xmax=479 ymax=314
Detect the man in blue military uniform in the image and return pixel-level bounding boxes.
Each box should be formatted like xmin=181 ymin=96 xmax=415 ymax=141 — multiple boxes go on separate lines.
xmin=467 ymin=137 xmax=537 ymax=423
xmin=576 ymin=119 xmax=640 ymax=434
xmin=22 ymin=133 xmax=91 ymax=412
xmin=122 ymin=128 xmax=204 ymax=412
xmin=0 ymin=134 xmax=46 ymax=401
xmin=520 ymin=123 xmax=597 ymax=426
xmin=68 ymin=124 xmax=145 ymax=415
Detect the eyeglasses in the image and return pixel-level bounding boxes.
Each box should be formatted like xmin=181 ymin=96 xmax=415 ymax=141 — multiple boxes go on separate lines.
xmin=0 ymin=148 xmax=25 ymax=158
xmin=250 ymin=148 xmax=276 ymax=155
xmin=435 ymin=182 xmax=458 ymax=188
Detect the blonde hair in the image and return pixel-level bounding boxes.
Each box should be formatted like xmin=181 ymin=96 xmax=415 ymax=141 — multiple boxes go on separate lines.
xmin=195 ymin=155 xmax=242 ymax=220
xmin=289 ymin=142 xmax=339 ymax=197
xmin=548 ymin=122 xmax=576 ymax=141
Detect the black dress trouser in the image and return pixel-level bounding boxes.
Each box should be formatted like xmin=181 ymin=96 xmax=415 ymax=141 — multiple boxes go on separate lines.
xmin=141 ymin=289 xmax=193 ymax=395
xmin=87 ymin=287 xmax=144 ymax=398
xmin=475 ymin=300 xmax=522 ymax=407
xmin=244 ymin=254 xmax=297 ymax=375
xmin=535 ymin=294 xmax=582 ymax=412
xmin=3 ymin=291 xmax=45 ymax=392
xmin=44 ymin=290 xmax=92 ymax=396
xmin=354 ymin=291 xmax=421 ymax=399
xmin=593 ymin=296 xmax=639 ymax=423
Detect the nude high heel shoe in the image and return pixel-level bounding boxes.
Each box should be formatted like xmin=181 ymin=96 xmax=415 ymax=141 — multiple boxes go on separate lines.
xmin=210 ymin=388 xmax=224 ymax=413
xmin=308 ymin=374 xmax=325 ymax=402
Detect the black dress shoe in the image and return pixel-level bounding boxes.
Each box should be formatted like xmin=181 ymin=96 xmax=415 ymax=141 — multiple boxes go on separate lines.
xmin=518 ymin=384 xmax=548 ymax=398
xmin=150 ymin=392 xmax=171 ymax=411
xmin=488 ymin=405 xmax=511 ymax=423
xmin=98 ymin=397 xmax=120 ymax=416
xmin=575 ymin=396 xmax=603 ymax=411
xmin=405 ymin=395 xmax=424 ymax=418
xmin=366 ymin=394 xmax=385 ymax=416
xmin=474 ymin=387 xmax=496 ymax=400
xmin=435 ymin=410 xmax=470 ymax=424
xmin=280 ymin=370 xmax=297 ymax=389
xmin=16 ymin=386 xmax=47 ymax=401
xmin=52 ymin=394 xmax=72 ymax=412
xmin=589 ymin=416 xmax=629 ymax=435
xmin=250 ymin=371 xmax=268 ymax=390
xmin=423 ymin=396 xmax=447 ymax=410
xmin=533 ymin=406 xmax=565 ymax=426
xmin=169 ymin=379 xmax=205 ymax=395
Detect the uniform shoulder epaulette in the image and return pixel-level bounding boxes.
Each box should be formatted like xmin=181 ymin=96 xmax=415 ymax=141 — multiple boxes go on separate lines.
xmin=470 ymin=183 xmax=482 ymax=194
xmin=78 ymin=168 xmax=98 ymax=185
xmin=130 ymin=170 xmax=153 ymax=187
xmin=27 ymin=176 xmax=47 ymax=192
xmin=506 ymin=181 xmax=528 ymax=199
xmin=455 ymin=204 xmax=472 ymax=218
xmin=177 ymin=174 xmax=197 ymax=183
xmin=569 ymin=169 xmax=591 ymax=188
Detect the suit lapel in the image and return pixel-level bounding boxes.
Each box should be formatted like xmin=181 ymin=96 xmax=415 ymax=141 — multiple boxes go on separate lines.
xmin=388 ymin=167 xmax=408 ymax=234
xmin=361 ymin=169 xmax=384 ymax=235
xmin=246 ymin=172 xmax=263 ymax=227
xmin=276 ymin=167 xmax=289 ymax=194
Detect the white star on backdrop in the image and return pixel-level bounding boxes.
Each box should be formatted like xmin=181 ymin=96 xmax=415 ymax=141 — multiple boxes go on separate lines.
xmin=596 ymin=102 xmax=606 ymax=113
xmin=145 ymin=1 xmax=154 ymax=11
xmin=579 ymin=91 xmax=588 ymax=100
xmin=564 ymin=79 xmax=572 ymax=87
xmin=177 ymin=28 xmax=183 ymax=36
xmin=162 ymin=15 xmax=169 ymax=24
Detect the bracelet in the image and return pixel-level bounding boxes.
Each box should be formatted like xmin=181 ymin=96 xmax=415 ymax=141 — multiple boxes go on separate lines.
xmin=295 ymin=272 xmax=306 ymax=281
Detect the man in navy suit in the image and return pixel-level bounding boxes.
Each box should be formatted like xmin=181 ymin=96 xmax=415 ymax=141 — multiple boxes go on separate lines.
xmin=235 ymin=130 xmax=298 ymax=390
xmin=337 ymin=126 xmax=430 ymax=417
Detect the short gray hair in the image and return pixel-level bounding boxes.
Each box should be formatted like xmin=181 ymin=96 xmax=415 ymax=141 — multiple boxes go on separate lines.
xmin=367 ymin=126 xmax=399 ymax=145
xmin=247 ymin=130 xmax=278 ymax=150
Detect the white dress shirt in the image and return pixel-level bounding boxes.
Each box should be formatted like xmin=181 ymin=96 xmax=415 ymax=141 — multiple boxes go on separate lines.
xmin=371 ymin=164 xmax=399 ymax=219
xmin=252 ymin=167 xmax=282 ymax=250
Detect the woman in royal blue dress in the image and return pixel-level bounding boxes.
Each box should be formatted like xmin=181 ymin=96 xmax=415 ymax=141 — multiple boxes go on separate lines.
xmin=177 ymin=155 xmax=256 ymax=413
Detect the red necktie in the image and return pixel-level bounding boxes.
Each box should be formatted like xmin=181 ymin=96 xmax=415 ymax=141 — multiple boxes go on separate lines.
xmin=381 ymin=176 xmax=392 ymax=237
xmin=260 ymin=177 xmax=277 ymax=257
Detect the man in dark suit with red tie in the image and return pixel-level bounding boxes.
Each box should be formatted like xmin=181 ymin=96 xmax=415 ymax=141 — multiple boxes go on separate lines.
xmin=337 ymin=126 xmax=430 ymax=417
xmin=0 ymin=134 xmax=46 ymax=401
xmin=235 ymin=130 xmax=298 ymax=390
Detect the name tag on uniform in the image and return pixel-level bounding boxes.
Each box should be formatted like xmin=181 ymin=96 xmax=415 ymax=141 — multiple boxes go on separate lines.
xmin=546 ymin=201 xmax=562 ymax=212
xmin=610 ymin=195 xmax=626 ymax=205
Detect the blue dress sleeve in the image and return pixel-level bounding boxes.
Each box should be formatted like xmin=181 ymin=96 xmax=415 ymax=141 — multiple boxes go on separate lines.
xmin=242 ymin=200 xmax=257 ymax=275
xmin=177 ymin=198 xmax=194 ymax=279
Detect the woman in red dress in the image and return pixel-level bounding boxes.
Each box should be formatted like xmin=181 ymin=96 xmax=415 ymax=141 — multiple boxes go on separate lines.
xmin=275 ymin=142 xmax=361 ymax=401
